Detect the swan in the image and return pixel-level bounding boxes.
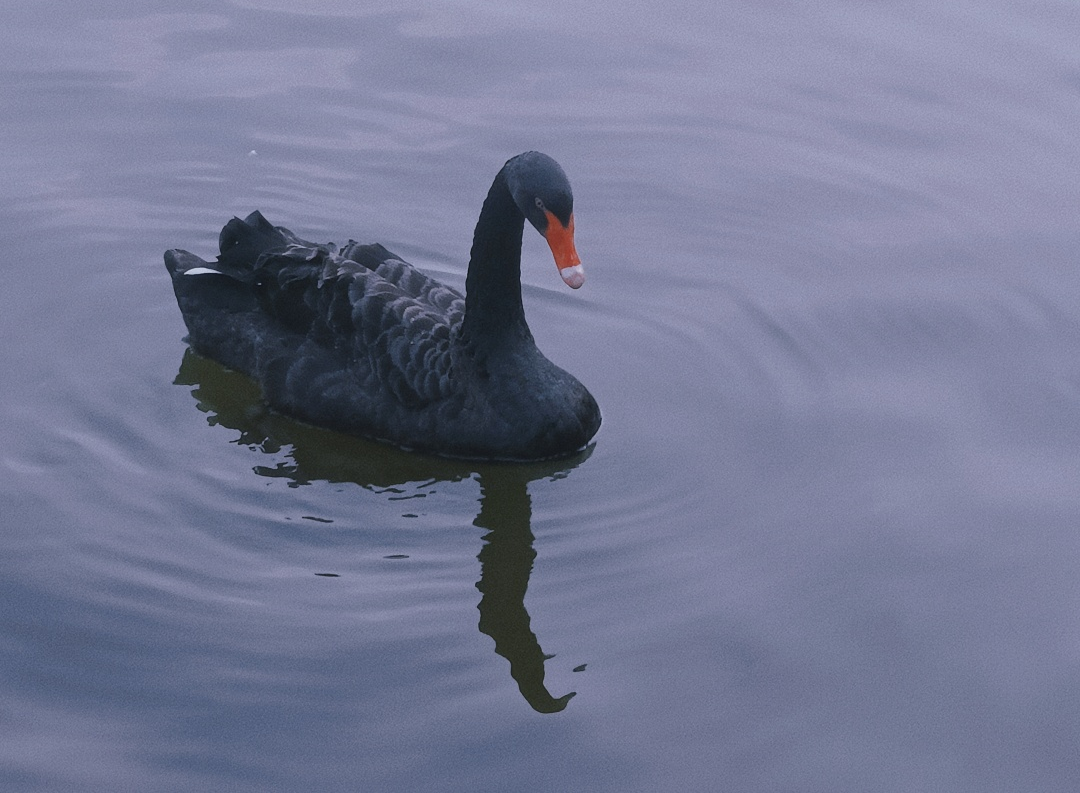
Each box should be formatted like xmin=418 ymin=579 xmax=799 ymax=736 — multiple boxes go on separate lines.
xmin=164 ymin=151 xmax=601 ymax=461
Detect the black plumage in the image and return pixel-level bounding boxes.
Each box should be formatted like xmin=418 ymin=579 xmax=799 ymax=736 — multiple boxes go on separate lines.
xmin=164 ymin=152 xmax=601 ymax=460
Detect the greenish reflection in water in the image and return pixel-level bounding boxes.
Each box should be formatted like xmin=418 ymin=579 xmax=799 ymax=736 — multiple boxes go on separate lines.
xmin=175 ymin=349 xmax=585 ymax=713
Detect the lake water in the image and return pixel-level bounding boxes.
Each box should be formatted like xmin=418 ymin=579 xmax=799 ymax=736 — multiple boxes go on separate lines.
xmin=3 ymin=1 xmax=1080 ymax=790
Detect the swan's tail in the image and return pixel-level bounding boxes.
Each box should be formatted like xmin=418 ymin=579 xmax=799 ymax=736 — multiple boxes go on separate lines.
xmin=164 ymin=245 xmax=258 ymax=319
xmin=163 ymin=212 xmax=286 ymax=327
xmin=164 ymin=210 xmax=302 ymax=311
xmin=163 ymin=211 xmax=296 ymax=280
xmin=163 ymin=211 xmax=313 ymax=374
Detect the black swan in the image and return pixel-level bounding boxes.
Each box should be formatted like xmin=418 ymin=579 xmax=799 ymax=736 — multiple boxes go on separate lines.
xmin=164 ymin=151 xmax=601 ymax=461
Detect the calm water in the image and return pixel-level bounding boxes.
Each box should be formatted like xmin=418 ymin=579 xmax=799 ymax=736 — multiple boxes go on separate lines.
xmin=3 ymin=1 xmax=1080 ymax=790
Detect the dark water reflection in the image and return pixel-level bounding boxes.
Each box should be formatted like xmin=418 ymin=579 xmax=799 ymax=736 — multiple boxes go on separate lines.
xmin=473 ymin=472 xmax=576 ymax=713
xmin=176 ymin=349 xmax=582 ymax=712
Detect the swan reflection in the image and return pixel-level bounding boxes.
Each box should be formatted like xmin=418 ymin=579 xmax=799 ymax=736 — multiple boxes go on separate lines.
xmin=175 ymin=349 xmax=587 ymax=712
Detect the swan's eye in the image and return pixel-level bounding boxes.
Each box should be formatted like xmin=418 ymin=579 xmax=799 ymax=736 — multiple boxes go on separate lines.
xmin=534 ymin=197 xmax=545 ymax=210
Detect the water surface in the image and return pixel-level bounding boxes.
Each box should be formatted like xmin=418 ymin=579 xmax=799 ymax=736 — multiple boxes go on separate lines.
xmin=3 ymin=1 xmax=1080 ymax=791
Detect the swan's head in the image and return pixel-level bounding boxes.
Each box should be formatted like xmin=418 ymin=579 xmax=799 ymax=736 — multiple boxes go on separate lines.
xmin=505 ymin=151 xmax=584 ymax=289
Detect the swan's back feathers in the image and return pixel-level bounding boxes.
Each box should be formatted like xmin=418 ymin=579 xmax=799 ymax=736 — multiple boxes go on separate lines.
xmin=343 ymin=241 xmax=465 ymax=311
xmin=167 ymin=211 xmax=464 ymax=416
xmin=304 ymin=251 xmax=462 ymax=408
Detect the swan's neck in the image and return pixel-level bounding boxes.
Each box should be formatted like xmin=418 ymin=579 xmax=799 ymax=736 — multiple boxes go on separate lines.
xmin=461 ymin=170 xmax=532 ymax=347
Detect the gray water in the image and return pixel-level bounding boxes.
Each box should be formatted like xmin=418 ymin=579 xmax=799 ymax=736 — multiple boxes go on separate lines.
xmin=3 ymin=1 xmax=1080 ymax=790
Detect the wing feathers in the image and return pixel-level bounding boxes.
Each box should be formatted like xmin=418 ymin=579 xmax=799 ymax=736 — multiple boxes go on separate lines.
xmin=248 ymin=241 xmax=461 ymax=409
